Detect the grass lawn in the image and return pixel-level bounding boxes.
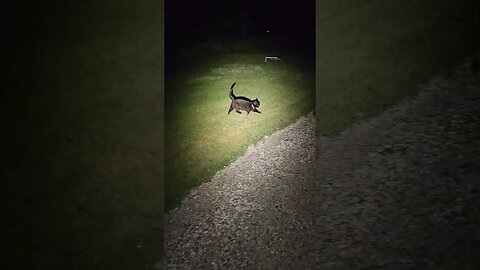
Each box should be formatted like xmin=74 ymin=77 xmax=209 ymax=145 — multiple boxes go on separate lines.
xmin=165 ymin=47 xmax=315 ymax=209
xmin=165 ymin=0 xmax=480 ymax=211
xmin=6 ymin=1 xmax=164 ymax=268
xmin=315 ymin=0 xmax=480 ymax=136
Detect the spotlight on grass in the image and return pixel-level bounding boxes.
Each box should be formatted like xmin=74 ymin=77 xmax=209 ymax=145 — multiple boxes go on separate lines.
xmin=165 ymin=49 xmax=314 ymax=209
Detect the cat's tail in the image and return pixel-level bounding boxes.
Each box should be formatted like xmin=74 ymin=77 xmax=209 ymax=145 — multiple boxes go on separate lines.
xmin=229 ymin=82 xmax=236 ymax=100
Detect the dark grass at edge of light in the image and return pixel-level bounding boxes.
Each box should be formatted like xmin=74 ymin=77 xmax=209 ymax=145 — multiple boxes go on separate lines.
xmin=315 ymin=0 xmax=480 ymax=137
xmin=4 ymin=1 xmax=165 ymax=269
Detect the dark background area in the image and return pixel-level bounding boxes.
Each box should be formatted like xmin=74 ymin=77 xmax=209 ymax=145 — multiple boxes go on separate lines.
xmin=315 ymin=0 xmax=480 ymax=135
xmin=166 ymin=0 xmax=315 ymax=45
xmin=4 ymin=1 xmax=163 ymax=269
xmin=165 ymin=0 xmax=315 ymax=75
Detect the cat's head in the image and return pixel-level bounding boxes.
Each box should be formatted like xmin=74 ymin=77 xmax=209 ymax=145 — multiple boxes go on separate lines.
xmin=253 ymin=98 xmax=260 ymax=108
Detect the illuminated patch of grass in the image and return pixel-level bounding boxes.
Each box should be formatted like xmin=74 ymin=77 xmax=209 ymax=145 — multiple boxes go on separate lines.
xmin=166 ymin=52 xmax=314 ymax=209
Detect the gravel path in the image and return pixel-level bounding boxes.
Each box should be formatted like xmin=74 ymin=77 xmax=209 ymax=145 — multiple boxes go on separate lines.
xmin=315 ymin=61 xmax=480 ymax=269
xmin=164 ymin=112 xmax=316 ymax=269
xmin=163 ymin=59 xmax=480 ymax=269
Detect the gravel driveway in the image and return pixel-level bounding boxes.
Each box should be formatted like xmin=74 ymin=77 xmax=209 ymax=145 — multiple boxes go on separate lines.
xmin=165 ymin=110 xmax=315 ymax=269
xmin=164 ymin=111 xmax=316 ymax=269
xmin=315 ymin=61 xmax=480 ymax=269
xmin=163 ymin=60 xmax=480 ymax=269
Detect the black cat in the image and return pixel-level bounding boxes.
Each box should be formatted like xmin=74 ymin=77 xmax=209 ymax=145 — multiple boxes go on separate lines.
xmin=228 ymin=82 xmax=261 ymax=114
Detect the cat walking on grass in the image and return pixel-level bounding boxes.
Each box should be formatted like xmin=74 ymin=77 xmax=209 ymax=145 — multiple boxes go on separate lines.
xmin=228 ymin=82 xmax=261 ymax=114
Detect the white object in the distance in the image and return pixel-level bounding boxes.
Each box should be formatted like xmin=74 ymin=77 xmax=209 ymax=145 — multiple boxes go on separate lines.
xmin=265 ymin=56 xmax=282 ymax=62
